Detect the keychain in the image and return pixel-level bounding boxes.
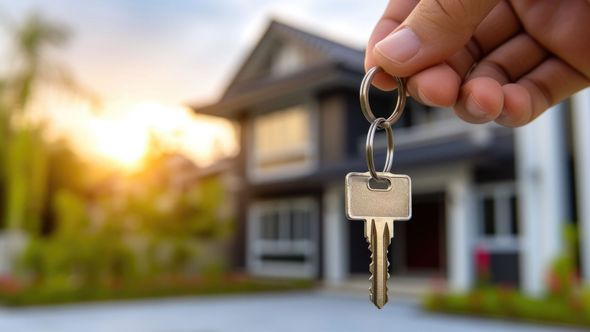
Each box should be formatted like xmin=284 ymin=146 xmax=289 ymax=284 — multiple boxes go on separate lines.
xmin=344 ymin=66 xmax=412 ymax=309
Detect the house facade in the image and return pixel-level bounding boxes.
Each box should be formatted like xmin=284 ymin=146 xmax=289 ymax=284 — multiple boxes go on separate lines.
xmin=193 ymin=20 xmax=590 ymax=295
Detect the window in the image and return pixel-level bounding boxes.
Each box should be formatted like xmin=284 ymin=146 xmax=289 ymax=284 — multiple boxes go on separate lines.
xmin=248 ymin=198 xmax=318 ymax=278
xmin=251 ymin=106 xmax=315 ymax=179
xmin=482 ymin=197 xmax=496 ymax=236
xmin=475 ymin=183 xmax=520 ymax=286
xmin=476 ymin=183 xmax=519 ymax=249
xmin=271 ymin=44 xmax=304 ymax=76
xmin=509 ymin=196 xmax=518 ymax=235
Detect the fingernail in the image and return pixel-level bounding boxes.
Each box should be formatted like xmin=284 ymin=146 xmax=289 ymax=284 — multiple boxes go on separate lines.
xmin=375 ymin=28 xmax=421 ymax=64
xmin=466 ymin=94 xmax=488 ymax=119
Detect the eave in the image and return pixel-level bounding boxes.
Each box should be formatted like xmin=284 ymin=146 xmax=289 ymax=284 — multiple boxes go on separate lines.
xmin=190 ymin=62 xmax=363 ymax=118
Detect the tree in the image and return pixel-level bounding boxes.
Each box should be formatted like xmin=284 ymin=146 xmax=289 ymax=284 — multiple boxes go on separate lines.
xmin=0 ymin=13 xmax=86 ymax=232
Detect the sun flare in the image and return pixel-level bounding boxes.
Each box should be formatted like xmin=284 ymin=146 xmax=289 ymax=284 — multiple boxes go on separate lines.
xmin=92 ymin=117 xmax=149 ymax=169
xmin=85 ymin=101 xmax=235 ymax=170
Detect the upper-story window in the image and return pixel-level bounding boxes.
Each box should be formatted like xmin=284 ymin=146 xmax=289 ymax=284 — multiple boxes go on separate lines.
xmin=251 ymin=106 xmax=315 ymax=180
xmin=271 ymin=44 xmax=304 ymax=77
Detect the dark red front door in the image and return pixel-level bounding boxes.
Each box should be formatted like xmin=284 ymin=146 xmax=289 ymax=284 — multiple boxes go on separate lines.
xmin=392 ymin=192 xmax=446 ymax=276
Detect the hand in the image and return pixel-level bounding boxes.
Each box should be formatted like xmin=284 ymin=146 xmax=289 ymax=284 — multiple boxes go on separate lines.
xmin=365 ymin=0 xmax=590 ymax=127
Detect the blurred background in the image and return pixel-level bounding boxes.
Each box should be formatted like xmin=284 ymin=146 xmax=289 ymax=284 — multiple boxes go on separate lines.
xmin=0 ymin=1 xmax=589 ymax=331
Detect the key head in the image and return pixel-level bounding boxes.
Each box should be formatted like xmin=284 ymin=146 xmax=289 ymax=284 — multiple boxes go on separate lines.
xmin=345 ymin=172 xmax=411 ymax=221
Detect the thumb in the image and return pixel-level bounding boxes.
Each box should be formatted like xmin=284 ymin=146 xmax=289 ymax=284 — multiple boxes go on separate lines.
xmin=374 ymin=0 xmax=500 ymax=77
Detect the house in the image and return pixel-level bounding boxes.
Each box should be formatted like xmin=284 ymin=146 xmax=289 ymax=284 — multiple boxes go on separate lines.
xmin=192 ymin=19 xmax=590 ymax=295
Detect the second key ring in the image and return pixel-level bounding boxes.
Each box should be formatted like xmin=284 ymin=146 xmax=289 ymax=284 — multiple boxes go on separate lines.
xmin=360 ymin=66 xmax=407 ymax=127
xmin=366 ymin=117 xmax=395 ymax=181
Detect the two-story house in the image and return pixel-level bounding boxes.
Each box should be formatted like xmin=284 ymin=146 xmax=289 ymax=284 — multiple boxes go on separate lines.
xmin=192 ymin=19 xmax=590 ymax=295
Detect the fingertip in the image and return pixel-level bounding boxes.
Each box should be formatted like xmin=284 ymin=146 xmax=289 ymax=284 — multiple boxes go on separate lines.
xmin=495 ymin=84 xmax=532 ymax=127
xmin=365 ymin=56 xmax=398 ymax=91
xmin=454 ymin=77 xmax=503 ymax=123
xmin=372 ymin=72 xmax=399 ymax=91
xmin=373 ymin=43 xmax=414 ymax=78
xmin=407 ymin=64 xmax=460 ymax=107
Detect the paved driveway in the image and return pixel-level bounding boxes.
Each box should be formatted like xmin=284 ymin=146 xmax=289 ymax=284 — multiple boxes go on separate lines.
xmin=0 ymin=292 xmax=584 ymax=332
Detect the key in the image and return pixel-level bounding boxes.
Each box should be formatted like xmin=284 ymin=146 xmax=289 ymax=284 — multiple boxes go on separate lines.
xmin=345 ymin=171 xmax=411 ymax=309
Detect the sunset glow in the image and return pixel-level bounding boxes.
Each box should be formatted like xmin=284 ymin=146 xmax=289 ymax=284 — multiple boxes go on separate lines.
xmin=83 ymin=101 xmax=236 ymax=170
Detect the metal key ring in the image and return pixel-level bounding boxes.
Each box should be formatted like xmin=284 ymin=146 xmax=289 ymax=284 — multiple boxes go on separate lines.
xmin=360 ymin=66 xmax=407 ymax=127
xmin=366 ymin=117 xmax=395 ymax=180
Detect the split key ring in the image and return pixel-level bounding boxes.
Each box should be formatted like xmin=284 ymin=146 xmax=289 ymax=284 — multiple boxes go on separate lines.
xmin=359 ymin=66 xmax=407 ymax=127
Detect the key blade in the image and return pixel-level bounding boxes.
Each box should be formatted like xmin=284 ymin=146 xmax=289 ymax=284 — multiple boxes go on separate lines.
xmin=367 ymin=218 xmax=392 ymax=309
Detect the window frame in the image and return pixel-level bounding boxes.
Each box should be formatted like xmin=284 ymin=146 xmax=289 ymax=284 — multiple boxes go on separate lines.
xmin=475 ymin=182 xmax=519 ymax=252
xmin=247 ymin=197 xmax=319 ymax=278
xmin=247 ymin=101 xmax=318 ymax=183
xmin=271 ymin=43 xmax=305 ymax=77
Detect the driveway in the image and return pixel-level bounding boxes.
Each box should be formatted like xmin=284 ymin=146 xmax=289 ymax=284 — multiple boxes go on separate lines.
xmin=0 ymin=291 xmax=584 ymax=332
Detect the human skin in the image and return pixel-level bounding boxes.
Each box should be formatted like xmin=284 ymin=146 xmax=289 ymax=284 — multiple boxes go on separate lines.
xmin=365 ymin=0 xmax=590 ymax=127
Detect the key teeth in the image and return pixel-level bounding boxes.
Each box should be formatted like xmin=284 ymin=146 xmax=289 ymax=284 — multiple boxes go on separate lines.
xmin=381 ymin=221 xmax=390 ymax=308
xmin=367 ymin=219 xmax=391 ymax=309
xmin=368 ymin=231 xmax=374 ymax=301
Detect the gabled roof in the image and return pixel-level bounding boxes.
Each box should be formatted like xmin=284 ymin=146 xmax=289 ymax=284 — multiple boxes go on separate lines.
xmin=191 ymin=19 xmax=365 ymax=117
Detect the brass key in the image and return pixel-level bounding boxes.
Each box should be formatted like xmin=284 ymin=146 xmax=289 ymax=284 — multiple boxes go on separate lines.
xmin=345 ymin=172 xmax=411 ymax=309
xmin=347 ymin=66 xmax=411 ymax=308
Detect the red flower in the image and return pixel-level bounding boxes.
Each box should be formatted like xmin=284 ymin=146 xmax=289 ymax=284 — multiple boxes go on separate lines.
xmin=474 ymin=246 xmax=491 ymax=279
xmin=546 ymin=270 xmax=561 ymax=295
xmin=0 ymin=275 xmax=23 ymax=294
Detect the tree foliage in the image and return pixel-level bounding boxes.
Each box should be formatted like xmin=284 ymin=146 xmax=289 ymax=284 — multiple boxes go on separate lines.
xmin=0 ymin=12 xmax=233 ymax=293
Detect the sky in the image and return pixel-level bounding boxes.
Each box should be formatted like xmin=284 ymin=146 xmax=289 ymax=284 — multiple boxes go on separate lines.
xmin=0 ymin=0 xmax=387 ymax=168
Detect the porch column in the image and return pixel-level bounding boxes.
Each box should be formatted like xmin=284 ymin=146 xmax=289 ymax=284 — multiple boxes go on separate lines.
xmin=573 ymin=89 xmax=590 ymax=283
xmin=515 ymin=104 xmax=568 ymax=296
xmin=323 ymin=184 xmax=348 ymax=284
xmin=446 ymin=169 xmax=475 ymax=292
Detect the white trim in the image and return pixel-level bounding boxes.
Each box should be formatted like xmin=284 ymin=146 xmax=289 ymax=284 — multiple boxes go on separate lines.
xmin=368 ymin=117 xmax=503 ymax=151
xmin=516 ymin=103 xmax=568 ymax=296
xmin=406 ymin=162 xmax=469 ymax=193
xmin=246 ymin=197 xmax=319 ymax=278
xmin=322 ymin=184 xmax=348 ymax=284
xmin=573 ymin=89 xmax=590 ymax=282
xmin=247 ymin=100 xmax=319 ymax=184
xmin=446 ymin=168 xmax=476 ymax=292
xmin=474 ymin=238 xmax=520 ymax=252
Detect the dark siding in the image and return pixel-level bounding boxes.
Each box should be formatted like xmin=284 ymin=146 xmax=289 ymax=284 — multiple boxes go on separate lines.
xmin=344 ymin=87 xmax=368 ymax=159
xmin=348 ymin=221 xmax=369 ymax=274
xmin=232 ymin=113 xmax=250 ymax=270
xmin=474 ymin=158 xmax=516 ymax=183
xmin=489 ymin=252 xmax=520 ymax=287
xmin=319 ymin=94 xmax=346 ymax=166
xmin=344 ymin=89 xmax=428 ymax=162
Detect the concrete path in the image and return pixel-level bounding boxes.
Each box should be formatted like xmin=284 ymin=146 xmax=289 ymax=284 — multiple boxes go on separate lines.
xmin=0 ymin=291 xmax=584 ymax=332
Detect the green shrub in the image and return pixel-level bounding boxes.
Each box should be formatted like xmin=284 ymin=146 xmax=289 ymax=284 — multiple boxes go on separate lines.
xmin=424 ymin=225 xmax=590 ymax=328
xmin=0 ymin=276 xmax=315 ymax=307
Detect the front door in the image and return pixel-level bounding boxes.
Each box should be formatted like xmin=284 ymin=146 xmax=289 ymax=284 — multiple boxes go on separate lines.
xmin=392 ymin=192 xmax=446 ymax=276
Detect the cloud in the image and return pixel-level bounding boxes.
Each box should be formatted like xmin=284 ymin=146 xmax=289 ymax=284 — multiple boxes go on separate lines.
xmin=0 ymin=0 xmax=389 ymax=165
xmin=0 ymin=0 xmax=388 ymax=103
